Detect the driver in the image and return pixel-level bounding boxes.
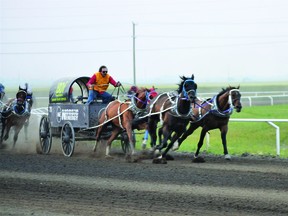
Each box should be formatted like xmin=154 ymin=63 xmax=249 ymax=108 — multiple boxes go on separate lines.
xmin=0 ymin=83 xmax=5 ymax=101
xmin=18 ymin=83 xmax=33 ymax=115
xmin=86 ymin=65 xmax=121 ymax=104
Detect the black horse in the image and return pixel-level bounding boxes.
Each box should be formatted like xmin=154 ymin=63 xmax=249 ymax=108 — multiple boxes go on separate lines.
xmin=0 ymin=90 xmax=32 ymax=148
xmin=173 ymin=86 xmax=242 ymax=162
xmin=146 ymin=74 xmax=197 ymax=164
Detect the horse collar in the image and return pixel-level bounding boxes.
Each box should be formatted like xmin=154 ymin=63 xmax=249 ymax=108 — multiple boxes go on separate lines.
xmin=170 ymin=96 xmax=193 ymax=119
xmin=130 ymin=94 xmax=148 ymax=116
xmin=211 ymin=95 xmax=233 ymax=117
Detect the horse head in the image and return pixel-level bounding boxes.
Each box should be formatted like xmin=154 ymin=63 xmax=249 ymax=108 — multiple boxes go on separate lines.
xmin=228 ymin=86 xmax=242 ymax=112
xmin=133 ymin=87 xmax=150 ymax=110
xmin=13 ymin=90 xmax=28 ymax=114
xmin=178 ymin=74 xmax=197 ymax=101
xmin=16 ymin=90 xmax=27 ymax=106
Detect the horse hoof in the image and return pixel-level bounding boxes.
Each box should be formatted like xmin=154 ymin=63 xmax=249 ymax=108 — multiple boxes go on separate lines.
xmin=165 ymin=154 xmax=174 ymax=160
xmin=127 ymin=154 xmax=140 ymax=163
xmin=154 ymin=149 xmax=160 ymax=155
xmin=105 ymin=155 xmax=113 ymax=159
xmin=126 ymin=157 xmax=139 ymax=163
xmin=192 ymin=156 xmax=205 ymax=163
xmin=131 ymin=157 xmax=140 ymax=163
xmin=224 ymin=154 xmax=231 ymax=160
xmin=172 ymin=141 xmax=179 ymax=151
xmin=152 ymin=157 xmax=167 ymax=164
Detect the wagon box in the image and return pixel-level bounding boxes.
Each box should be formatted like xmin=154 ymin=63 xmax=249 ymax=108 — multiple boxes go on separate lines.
xmin=38 ymin=76 xmax=132 ymax=157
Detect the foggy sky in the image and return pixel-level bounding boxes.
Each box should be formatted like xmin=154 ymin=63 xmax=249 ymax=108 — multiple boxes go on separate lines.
xmin=1 ymin=0 xmax=288 ymax=88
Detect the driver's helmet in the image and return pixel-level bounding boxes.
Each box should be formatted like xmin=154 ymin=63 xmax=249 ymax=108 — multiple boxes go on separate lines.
xmin=16 ymin=90 xmax=27 ymax=105
xmin=149 ymin=86 xmax=158 ymax=99
xmin=127 ymin=86 xmax=138 ymax=95
xmin=19 ymin=83 xmax=28 ymax=92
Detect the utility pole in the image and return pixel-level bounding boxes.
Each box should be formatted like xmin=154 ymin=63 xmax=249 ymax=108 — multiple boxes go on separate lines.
xmin=132 ymin=22 xmax=136 ymax=85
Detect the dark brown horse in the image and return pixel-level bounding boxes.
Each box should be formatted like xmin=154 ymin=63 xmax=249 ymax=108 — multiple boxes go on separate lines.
xmin=173 ymin=86 xmax=242 ymax=162
xmin=93 ymin=87 xmax=150 ymax=161
xmin=146 ymin=74 xmax=198 ymax=164
xmin=0 ymin=90 xmax=32 ymax=148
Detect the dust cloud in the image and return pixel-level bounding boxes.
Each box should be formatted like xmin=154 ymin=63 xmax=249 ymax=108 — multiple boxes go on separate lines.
xmin=0 ymin=114 xmax=101 ymax=157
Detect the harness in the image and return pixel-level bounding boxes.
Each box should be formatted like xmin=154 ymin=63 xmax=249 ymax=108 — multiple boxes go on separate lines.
xmin=210 ymin=89 xmax=240 ymax=117
xmin=209 ymin=95 xmax=233 ymax=117
xmin=1 ymin=100 xmax=30 ymax=118
xmin=146 ymin=91 xmax=194 ymax=125
xmin=129 ymin=91 xmax=150 ymax=117
xmin=192 ymin=89 xmax=241 ymax=120
xmin=92 ymin=91 xmax=150 ymax=130
xmin=169 ymin=96 xmax=194 ymax=119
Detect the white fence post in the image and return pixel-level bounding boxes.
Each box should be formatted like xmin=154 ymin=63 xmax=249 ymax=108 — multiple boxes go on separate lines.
xmin=267 ymin=121 xmax=280 ymax=156
xmin=230 ymin=118 xmax=288 ymax=156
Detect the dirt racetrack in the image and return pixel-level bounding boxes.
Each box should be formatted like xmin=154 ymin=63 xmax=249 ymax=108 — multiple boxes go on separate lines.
xmin=1 ymin=140 xmax=288 ymax=216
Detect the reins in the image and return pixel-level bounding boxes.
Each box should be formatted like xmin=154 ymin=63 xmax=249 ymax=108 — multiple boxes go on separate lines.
xmin=81 ymin=89 xmax=150 ymax=131
xmin=81 ymin=100 xmax=134 ymax=131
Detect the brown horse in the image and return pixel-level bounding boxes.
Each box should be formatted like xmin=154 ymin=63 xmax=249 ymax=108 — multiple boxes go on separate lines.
xmin=146 ymin=74 xmax=198 ymax=164
xmin=0 ymin=90 xmax=32 ymax=148
xmin=172 ymin=86 xmax=242 ymax=162
xmin=93 ymin=87 xmax=150 ymax=161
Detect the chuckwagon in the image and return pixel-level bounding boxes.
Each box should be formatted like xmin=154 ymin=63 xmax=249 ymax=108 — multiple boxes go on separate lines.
xmin=38 ymin=76 xmax=132 ymax=157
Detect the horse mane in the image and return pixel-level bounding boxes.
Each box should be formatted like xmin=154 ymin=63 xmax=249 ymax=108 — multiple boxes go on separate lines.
xmin=218 ymin=85 xmax=240 ymax=96
xmin=177 ymin=74 xmax=195 ymax=94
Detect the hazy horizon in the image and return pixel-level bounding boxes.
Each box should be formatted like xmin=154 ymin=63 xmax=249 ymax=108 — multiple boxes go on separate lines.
xmin=1 ymin=0 xmax=288 ymax=89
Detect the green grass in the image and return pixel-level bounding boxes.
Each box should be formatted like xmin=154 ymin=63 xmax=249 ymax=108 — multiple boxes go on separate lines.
xmin=134 ymin=104 xmax=288 ymax=158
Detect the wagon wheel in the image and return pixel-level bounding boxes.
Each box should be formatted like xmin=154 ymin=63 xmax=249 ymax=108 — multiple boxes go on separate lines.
xmin=121 ymin=131 xmax=135 ymax=153
xmin=61 ymin=121 xmax=75 ymax=157
xmin=38 ymin=115 xmax=52 ymax=154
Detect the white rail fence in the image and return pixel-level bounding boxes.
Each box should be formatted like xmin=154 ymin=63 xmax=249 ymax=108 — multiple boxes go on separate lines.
xmin=35 ymin=93 xmax=288 ymax=108
xmin=198 ymin=92 xmax=288 ymax=107
xmin=205 ymin=118 xmax=288 ymax=156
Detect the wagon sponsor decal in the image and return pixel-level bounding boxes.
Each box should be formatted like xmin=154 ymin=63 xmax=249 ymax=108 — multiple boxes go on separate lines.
xmin=50 ymin=81 xmax=69 ymax=103
xmin=61 ymin=109 xmax=79 ymax=121
xmin=55 ymin=107 xmax=79 ymax=123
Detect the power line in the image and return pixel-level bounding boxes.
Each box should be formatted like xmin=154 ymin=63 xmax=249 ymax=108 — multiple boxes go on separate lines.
xmin=0 ymin=49 xmax=131 ymax=55
xmin=1 ymin=35 xmax=288 ymax=45
xmin=1 ymin=40 xmax=288 ymax=55
xmin=136 ymin=40 xmax=288 ymax=51
xmin=2 ymin=20 xmax=288 ymax=31
xmin=0 ymin=24 xmax=122 ymax=31
xmin=0 ymin=36 xmax=130 ymax=44
xmin=138 ymin=35 xmax=288 ymax=39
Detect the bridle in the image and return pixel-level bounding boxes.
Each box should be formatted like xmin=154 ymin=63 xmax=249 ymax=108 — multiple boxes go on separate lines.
xmin=228 ymin=89 xmax=241 ymax=108
xmin=181 ymin=79 xmax=197 ymax=101
xmin=130 ymin=90 xmax=150 ymax=115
